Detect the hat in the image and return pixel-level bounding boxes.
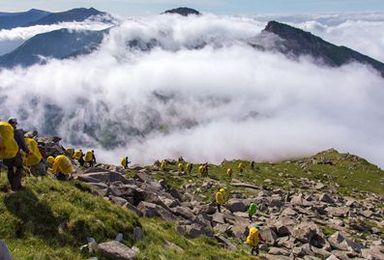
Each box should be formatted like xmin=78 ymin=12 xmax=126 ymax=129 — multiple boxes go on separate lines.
xmin=8 ymin=117 xmax=17 ymax=124
xmin=220 ymin=188 xmax=225 ymax=192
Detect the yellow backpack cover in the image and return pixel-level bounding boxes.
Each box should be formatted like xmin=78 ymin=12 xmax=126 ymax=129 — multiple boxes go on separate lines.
xmin=23 ymin=138 xmax=42 ymax=166
xmin=0 ymin=122 xmax=19 ymax=159
xmin=85 ymin=151 xmax=93 ymax=162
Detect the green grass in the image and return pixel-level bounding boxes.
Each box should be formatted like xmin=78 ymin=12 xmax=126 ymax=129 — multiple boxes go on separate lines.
xmin=146 ymin=150 xmax=384 ymax=201
xmin=0 ymin=172 xmax=255 ymax=259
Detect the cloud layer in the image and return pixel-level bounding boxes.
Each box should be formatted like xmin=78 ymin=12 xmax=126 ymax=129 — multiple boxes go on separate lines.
xmin=1 ymin=13 xmax=384 ymax=167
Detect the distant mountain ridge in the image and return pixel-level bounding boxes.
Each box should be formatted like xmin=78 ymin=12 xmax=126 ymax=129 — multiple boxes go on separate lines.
xmin=0 ymin=9 xmax=50 ymax=29
xmin=0 ymin=7 xmax=106 ymax=30
xmin=256 ymin=21 xmax=384 ymax=75
xmin=163 ymin=7 xmax=201 ymax=16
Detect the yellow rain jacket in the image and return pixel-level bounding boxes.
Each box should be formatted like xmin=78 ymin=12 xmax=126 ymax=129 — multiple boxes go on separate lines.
xmin=186 ymin=163 xmax=192 ymax=173
xmin=0 ymin=122 xmax=19 ymax=159
xmin=160 ymin=160 xmax=167 ymax=170
xmin=246 ymin=227 xmax=260 ymax=246
xmin=50 ymin=155 xmax=73 ymax=174
xmin=85 ymin=151 xmax=93 ymax=162
xmin=216 ymin=191 xmax=224 ymax=205
xmin=23 ymin=138 xmax=42 ymax=166
xmin=198 ymin=165 xmax=205 ymax=175
xmin=227 ymin=168 xmax=233 ymax=178
xmin=121 ymin=157 xmax=130 ymax=168
xmin=238 ymin=162 xmax=244 ymax=172
xmin=178 ymin=162 xmax=184 ymax=172
xmin=73 ymin=150 xmax=83 ymax=160
xmin=66 ymin=148 xmax=75 ymax=158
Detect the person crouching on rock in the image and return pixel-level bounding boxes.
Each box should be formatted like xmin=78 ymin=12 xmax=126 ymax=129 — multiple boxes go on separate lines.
xmin=246 ymin=226 xmax=265 ymax=256
xmin=215 ymin=188 xmax=225 ymax=213
xmin=47 ymin=155 xmax=74 ymax=181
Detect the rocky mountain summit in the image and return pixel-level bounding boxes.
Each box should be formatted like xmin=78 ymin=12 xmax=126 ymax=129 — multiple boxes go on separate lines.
xmin=27 ymin=136 xmax=384 ymax=259
xmin=163 ymin=7 xmax=201 ymax=16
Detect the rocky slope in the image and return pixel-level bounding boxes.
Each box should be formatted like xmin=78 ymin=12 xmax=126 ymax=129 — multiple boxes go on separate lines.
xmin=21 ymin=136 xmax=384 ymax=259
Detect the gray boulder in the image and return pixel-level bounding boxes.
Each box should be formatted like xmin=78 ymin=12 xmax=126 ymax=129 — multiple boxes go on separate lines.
xmin=97 ymin=241 xmax=139 ymax=260
xmin=328 ymin=232 xmax=363 ymax=253
xmin=226 ymin=198 xmax=246 ymax=212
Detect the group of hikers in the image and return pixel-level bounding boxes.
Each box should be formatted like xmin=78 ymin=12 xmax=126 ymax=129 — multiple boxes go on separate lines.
xmin=1 ymin=117 xmax=265 ymax=255
xmin=0 ymin=117 xmax=131 ymax=189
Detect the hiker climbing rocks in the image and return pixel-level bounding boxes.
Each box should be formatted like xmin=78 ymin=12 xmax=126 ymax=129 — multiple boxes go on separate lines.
xmin=0 ymin=118 xmax=29 ymax=191
xmin=47 ymin=155 xmax=74 ymax=181
xmin=246 ymin=226 xmax=265 ymax=256
xmin=121 ymin=156 xmax=131 ymax=169
xmin=85 ymin=150 xmax=96 ymax=167
xmin=160 ymin=160 xmax=167 ymax=171
xmin=250 ymin=161 xmax=255 ymax=170
xmin=247 ymin=202 xmax=257 ymax=221
xmin=186 ymin=162 xmax=192 ymax=174
xmin=74 ymin=149 xmax=84 ymax=167
xmin=215 ymin=188 xmax=225 ymax=212
xmin=238 ymin=162 xmax=244 ymax=173
xmin=178 ymin=162 xmax=184 ymax=173
xmin=227 ymin=168 xmax=233 ymax=178
xmin=198 ymin=164 xmax=205 ymax=176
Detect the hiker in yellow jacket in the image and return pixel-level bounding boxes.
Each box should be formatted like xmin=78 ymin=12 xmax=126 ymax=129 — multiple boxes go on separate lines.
xmin=238 ymin=162 xmax=245 ymax=173
xmin=121 ymin=156 xmax=131 ymax=169
xmin=246 ymin=226 xmax=265 ymax=255
xmin=73 ymin=149 xmax=84 ymax=167
xmin=215 ymin=188 xmax=225 ymax=213
xmin=186 ymin=162 xmax=192 ymax=174
xmin=47 ymin=155 xmax=73 ymax=181
xmin=85 ymin=150 xmax=96 ymax=167
xmin=160 ymin=160 xmax=167 ymax=171
xmin=178 ymin=162 xmax=184 ymax=173
xmin=227 ymin=168 xmax=233 ymax=178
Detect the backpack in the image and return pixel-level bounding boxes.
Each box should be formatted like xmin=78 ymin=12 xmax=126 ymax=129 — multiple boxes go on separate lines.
xmin=23 ymin=138 xmax=42 ymax=166
xmin=0 ymin=122 xmax=19 ymax=159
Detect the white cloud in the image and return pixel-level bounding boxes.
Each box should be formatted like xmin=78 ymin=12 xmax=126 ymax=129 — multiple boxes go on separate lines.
xmin=1 ymin=13 xmax=384 ymax=168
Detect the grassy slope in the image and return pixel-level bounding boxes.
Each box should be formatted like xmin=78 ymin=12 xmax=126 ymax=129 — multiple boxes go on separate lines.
xmin=141 ymin=150 xmax=384 ymax=201
xmin=0 ymin=174 xmax=250 ymax=259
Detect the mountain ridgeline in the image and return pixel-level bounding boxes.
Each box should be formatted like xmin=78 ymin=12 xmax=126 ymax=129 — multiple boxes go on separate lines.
xmin=0 ymin=7 xmax=383 ymax=76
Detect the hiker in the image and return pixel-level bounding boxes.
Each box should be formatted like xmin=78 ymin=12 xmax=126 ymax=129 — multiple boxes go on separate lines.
xmin=65 ymin=147 xmax=74 ymax=158
xmin=121 ymin=156 xmax=131 ymax=169
xmin=186 ymin=162 xmax=193 ymax=174
xmin=204 ymin=163 xmax=209 ymax=176
xmin=85 ymin=150 xmax=96 ymax=167
xmin=1 ymin=118 xmax=29 ymax=191
xmin=227 ymin=168 xmax=233 ymax=178
xmin=47 ymin=155 xmax=74 ymax=181
xmin=246 ymin=226 xmax=265 ymax=256
xmin=73 ymin=149 xmax=84 ymax=167
xmin=160 ymin=160 xmax=167 ymax=171
xmin=23 ymin=137 xmax=43 ymax=169
xmin=250 ymin=161 xmax=255 ymax=170
xmin=198 ymin=164 xmax=205 ymax=176
xmin=238 ymin=162 xmax=244 ymax=173
xmin=247 ymin=202 xmax=257 ymax=221
xmin=215 ymin=188 xmax=225 ymax=213
xmin=178 ymin=162 xmax=184 ymax=173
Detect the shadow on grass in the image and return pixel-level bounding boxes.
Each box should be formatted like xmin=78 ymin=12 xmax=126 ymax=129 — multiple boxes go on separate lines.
xmin=4 ymin=188 xmax=60 ymax=242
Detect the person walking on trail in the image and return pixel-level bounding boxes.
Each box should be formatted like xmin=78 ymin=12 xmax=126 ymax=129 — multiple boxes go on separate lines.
xmin=2 ymin=118 xmax=30 ymax=191
xmin=227 ymin=168 xmax=233 ymax=178
xmin=178 ymin=162 xmax=184 ymax=173
xmin=247 ymin=202 xmax=257 ymax=221
xmin=186 ymin=162 xmax=192 ymax=174
xmin=73 ymin=149 xmax=85 ymax=167
xmin=121 ymin=156 xmax=131 ymax=169
xmin=250 ymin=161 xmax=255 ymax=170
xmin=215 ymin=188 xmax=225 ymax=213
xmin=246 ymin=226 xmax=265 ymax=256
xmin=238 ymin=162 xmax=245 ymax=173
xmin=85 ymin=150 xmax=96 ymax=167
xmin=47 ymin=155 xmax=74 ymax=181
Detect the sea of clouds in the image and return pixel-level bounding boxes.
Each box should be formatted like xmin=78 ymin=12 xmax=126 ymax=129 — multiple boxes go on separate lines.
xmin=0 ymin=12 xmax=384 ymax=167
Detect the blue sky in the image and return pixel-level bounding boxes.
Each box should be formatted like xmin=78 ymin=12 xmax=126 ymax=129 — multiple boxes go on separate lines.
xmin=1 ymin=0 xmax=384 ymax=15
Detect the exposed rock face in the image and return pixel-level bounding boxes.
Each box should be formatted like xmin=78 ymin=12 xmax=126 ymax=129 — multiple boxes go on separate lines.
xmin=163 ymin=7 xmax=200 ymax=16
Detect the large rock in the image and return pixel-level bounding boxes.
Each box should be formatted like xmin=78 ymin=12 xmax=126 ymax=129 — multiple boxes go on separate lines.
xmin=361 ymin=244 xmax=384 ymax=259
xmin=172 ymin=206 xmax=195 ymax=220
xmin=215 ymin=235 xmax=237 ymax=250
xmin=272 ymin=216 xmax=295 ymax=236
xmin=328 ymin=232 xmax=363 ymax=253
xmin=176 ymin=223 xmax=213 ymax=238
xmin=268 ymin=247 xmax=290 ymax=256
xmin=137 ymin=202 xmax=159 ymax=218
xmin=260 ymin=227 xmax=278 ymax=245
xmin=97 ymin=241 xmax=139 ymax=260
xmin=225 ymin=198 xmax=246 ymax=212
xmin=326 ymin=207 xmax=349 ymax=217
xmin=320 ymin=193 xmax=335 ymax=204
xmin=290 ymin=193 xmax=312 ymax=207
xmin=212 ymin=212 xmax=225 ymax=224
xmin=78 ymin=171 xmax=130 ymax=184
xmin=0 ymin=240 xmax=12 ymax=260
xmin=292 ymin=222 xmax=324 ymax=244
